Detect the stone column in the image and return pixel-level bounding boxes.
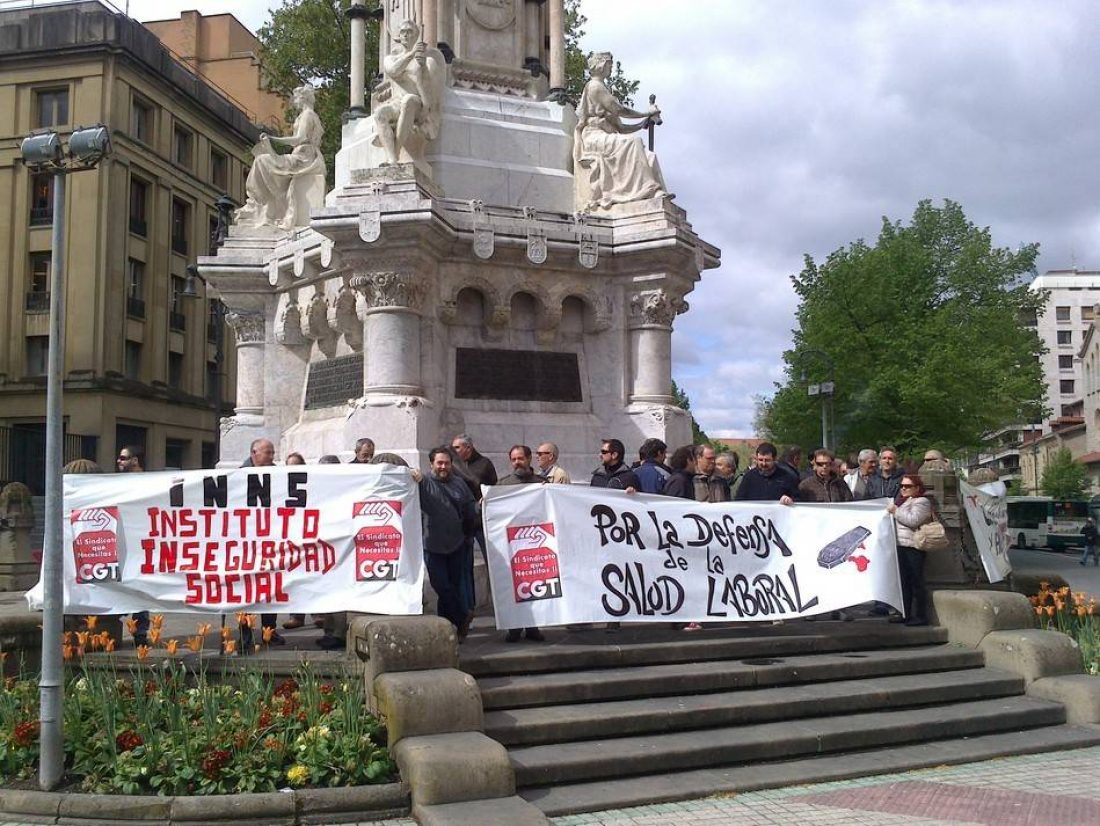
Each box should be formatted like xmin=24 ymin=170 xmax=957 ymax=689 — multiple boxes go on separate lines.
xmin=347 ymin=0 xmax=369 ymax=118
xmin=524 ymin=0 xmax=543 ymax=71
xmin=422 ymin=0 xmax=438 ymax=49
xmin=548 ymin=0 xmax=565 ymax=99
xmin=352 ymin=270 xmax=427 ymax=396
xmin=226 ymin=310 xmax=266 ymax=416
xmin=438 ymin=0 xmax=454 ymax=53
xmin=627 ymin=289 xmax=684 ymax=404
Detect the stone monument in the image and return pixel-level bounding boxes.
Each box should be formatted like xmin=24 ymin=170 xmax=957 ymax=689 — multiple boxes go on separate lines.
xmin=199 ymin=0 xmax=720 ymax=475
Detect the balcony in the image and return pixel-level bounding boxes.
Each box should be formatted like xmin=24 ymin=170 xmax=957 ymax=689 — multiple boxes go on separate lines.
xmin=169 ymin=310 xmax=186 ymax=332
xmin=29 ymin=206 xmax=52 ymax=226
xmin=25 ymin=291 xmax=50 ymax=312
xmin=129 ymin=217 xmax=147 ymax=237
xmin=126 ymin=297 xmax=145 ymax=320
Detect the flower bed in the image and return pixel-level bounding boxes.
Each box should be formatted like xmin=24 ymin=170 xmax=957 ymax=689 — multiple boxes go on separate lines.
xmin=1030 ymin=581 xmax=1100 ymax=675
xmin=0 ymin=617 xmax=397 ymax=795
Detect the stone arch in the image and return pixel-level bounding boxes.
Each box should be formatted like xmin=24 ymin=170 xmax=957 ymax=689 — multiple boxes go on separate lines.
xmin=439 ymin=277 xmax=504 ymax=326
xmin=556 ymin=287 xmax=612 ymax=332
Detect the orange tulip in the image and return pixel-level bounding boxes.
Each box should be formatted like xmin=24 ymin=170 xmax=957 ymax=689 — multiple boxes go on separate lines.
xmin=136 ymin=645 xmax=150 ymax=661
xmin=62 ymin=645 xmax=75 ymax=661
xmin=125 ymin=617 xmax=139 ymax=634
xmin=1045 ymin=605 xmax=1056 ymax=616
xmin=104 ymin=637 xmax=116 ymax=653
xmin=165 ymin=639 xmax=179 ymax=656
xmin=1077 ymin=606 xmax=1087 ymax=618
xmin=150 ymin=614 xmax=165 ymax=630
xmin=262 ymin=626 xmax=275 ymax=643
xmin=224 ymin=640 xmax=237 ymax=655
xmin=76 ymin=631 xmax=90 ymax=647
xmin=235 ymin=611 xmax=249 ymax=625
xmin=148 ymin=628 xmax=162 ymax=645
xmin=83 ymin=615 xmax=98 ymax=630
xmin=185 ymin=635 xmax=203 ymax=653
xmin=197 ymin=623 xmax=212 ymax=637
xmin=63 ymin=631 xmax=73 ymax=645
xmin=220 ymin=625 xmax=232 ymax=641
xmin=1034 ymin=606 xmax=1043 ymax=616
xmin=87 ymin=634 xmax=101 ymax=652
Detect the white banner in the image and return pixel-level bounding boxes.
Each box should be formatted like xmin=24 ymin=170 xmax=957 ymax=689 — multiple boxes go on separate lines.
xmin=959 ymin=480 xmax=1012 ymax=584
xmin=482 ymin=485 xmax=903 ymax=627
xmin=27 ymin=465 xmax=424 ymax=615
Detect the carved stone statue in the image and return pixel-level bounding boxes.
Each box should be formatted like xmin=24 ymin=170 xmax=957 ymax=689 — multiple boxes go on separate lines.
xmin=574 ymin=52 xmax=667 ymax=213
xmin=235 ymin=84 xmax=326 ymax=230
xmin=372 ymin=19 xmax=446 ymax=166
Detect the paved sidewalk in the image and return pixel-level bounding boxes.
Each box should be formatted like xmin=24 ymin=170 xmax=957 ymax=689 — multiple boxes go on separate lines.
xmin=340 ymin=744 xmax=1100 ymax=826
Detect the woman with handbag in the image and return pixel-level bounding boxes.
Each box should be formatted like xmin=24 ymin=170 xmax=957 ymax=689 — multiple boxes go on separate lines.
xmin=886 ymin=474 xmax=934 ymax=626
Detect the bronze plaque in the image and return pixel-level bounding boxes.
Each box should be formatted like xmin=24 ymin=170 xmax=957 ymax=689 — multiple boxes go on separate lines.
xmin=455 ymin=348 xmax=582 ymax=402
xmin=304 ymin=354 xmax=364 ymax=410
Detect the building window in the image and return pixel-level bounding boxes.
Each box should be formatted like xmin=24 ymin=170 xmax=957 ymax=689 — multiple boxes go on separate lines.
xmin=35 ymin=88 xmax=69 ymax=128
xmin=171 ymin=198 xmax=190 ymax=255
xmin=30 ymin=174 xmax=53 ymax=226
xmin=206 ymin=360 xmax=218 ymax=400
xmin=1056 ymin=306 xmax=1071 ymax=322
xmin=125 ymin=340 xmax=142 ymax=380
xmin=169 ymin=275 xmax=186 ymax=331
xmin=126 ymin=258 xmax=145 ymax=319
xmin=26 ymin=253 xmax=51 ymax=312
xmin=1059 ymin=355 xmax=1074 ymax=370
xmin=168 ymin=352 xmax=184 ymax=389
xmin=26 ymin=336 xmax=49 ymax=376
xmin=165 ymin=438 xmax=187 ymax=469
xmin=208 ymin=214 xmax=219 ymax=256
xmin=1060 ymin=379 xmax=1075 ymax=395
xmin=173 ymin=125 xmax=193 ymax=168
xmin=207 ymin=299 xmax=223 ymax=344
xmin=1019 ymin=308 xmax=1037 ymax=327
xmin=1057 ymin=330 xmax=1072 ymax=346
xmin=210 ymin=148 xmax=228 ymax=190
xmin=129 ymin=176 xmax=149 ymax=236
xmin=1083 ymin=305 xmax=1096 ymax=321
xmin=131 ymin=97 xmax=152 ymax=143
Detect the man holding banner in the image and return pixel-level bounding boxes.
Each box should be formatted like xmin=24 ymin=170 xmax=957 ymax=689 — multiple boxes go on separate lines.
xmin=497 ymin=445 xmax=548 ymax=642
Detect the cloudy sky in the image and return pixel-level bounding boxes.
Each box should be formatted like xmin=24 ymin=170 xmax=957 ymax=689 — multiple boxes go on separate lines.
xmin=127 ymin=0 xmax=1100 ymax=437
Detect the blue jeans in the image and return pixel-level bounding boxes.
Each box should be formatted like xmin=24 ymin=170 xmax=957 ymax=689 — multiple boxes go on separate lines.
xmin=1081 ymin=544 xmax=1098 ymax=565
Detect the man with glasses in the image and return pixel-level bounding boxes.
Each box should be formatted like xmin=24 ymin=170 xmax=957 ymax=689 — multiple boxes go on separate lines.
xmin=867 ymin=445 xmax=905 ymax=500
xmin=589 ymin=438 xmax=640 ymax=491
xmin=734 ymin=442 xmax=799 ymax=504
xmin=117 ymin=446 xmax=150 ymax=646
xmin=693 ymin=443 xmax=731 ymax=502
xmin=348 ymin=437 xmax=375 ymax=464
xmin=798 ymin=449 xmax=853 ymax=503
xmin=535 ymin=442 xmax=570 ymax=484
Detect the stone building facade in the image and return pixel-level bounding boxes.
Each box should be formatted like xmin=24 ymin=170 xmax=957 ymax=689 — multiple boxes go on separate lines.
xmin=0 ymin=1 xmax=258 ymax=483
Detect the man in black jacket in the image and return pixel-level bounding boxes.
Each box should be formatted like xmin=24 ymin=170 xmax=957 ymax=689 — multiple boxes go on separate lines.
xmin=451 ymin=433 xmax=498 ymax=499
xmin=734 ymin=441 xmax=799 ymax=504
xmin=590 ymin=438 xmax=640 ymax=491
xmin=662 ymin=446 xmax=697 ymax=499
xmin=497 ymin=445 xmax=548 ymax=642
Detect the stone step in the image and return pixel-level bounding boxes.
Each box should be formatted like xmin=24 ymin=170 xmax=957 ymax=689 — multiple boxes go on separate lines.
xmin=478 ymin=644 xmax=983 ymax=710
xmin=485 ymin=667 xmax=1023 ymax=747
xmin=461 ymin=621 xmax=947 ymax=678
xmin=508 ymin=695 xmax=1066 ymax=788
xmin=520 ymin=724 xmax=1100 ymax=816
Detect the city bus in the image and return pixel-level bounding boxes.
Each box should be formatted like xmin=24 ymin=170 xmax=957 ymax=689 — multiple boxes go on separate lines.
xmin=1007 ymin=497 xmax=1098 ymax=550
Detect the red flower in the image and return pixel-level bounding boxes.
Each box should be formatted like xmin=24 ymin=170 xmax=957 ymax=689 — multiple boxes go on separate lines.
xmin=273 ymin=678 xmax=298 ymax=698
xmin=201 ymin=748 xmax=231 ymax=780
xmin=115 ymin=730 xmax=144 ymax=752
xmin=318 ymin=683 xmax=334 ymax=695
xmin=12 ymin=720 xmax=39 ymax=748
xmin=258 ymin=710 xmax=274 ymax=728
xmin=144 ymin=680 xmax=158 ymax=697
xmin=318 ymin=700 xmax=333 ymax=715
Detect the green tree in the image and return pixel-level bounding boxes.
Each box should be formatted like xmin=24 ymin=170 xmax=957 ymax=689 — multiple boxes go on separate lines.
xmin=256 ymin=0 xmax=638 ymax=184
xmin=760 ymin=200 xmax=1047 ymax=456
xmin=671 ymin=380 xmax=711 ymax=445
xmin=1040 ymin=448 xmax=1090 ymax=499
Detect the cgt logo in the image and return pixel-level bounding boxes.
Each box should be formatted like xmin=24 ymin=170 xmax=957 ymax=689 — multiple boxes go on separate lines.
xmin=353 ymin=501 xmax=403 ymax=582
xmin=507 ymin=522 xmax=563 ymax=604
xmin=70 ymin=507 xmax=121 ymax=584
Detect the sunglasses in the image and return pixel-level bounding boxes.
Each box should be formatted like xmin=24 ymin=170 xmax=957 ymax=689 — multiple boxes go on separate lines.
xmin=599 ymin=449 xmax=613 ymax=455
xmin=813 ymin=461 xmax=831 ymax=467
xmin=900 ymin=483 xmax=916 ymax=489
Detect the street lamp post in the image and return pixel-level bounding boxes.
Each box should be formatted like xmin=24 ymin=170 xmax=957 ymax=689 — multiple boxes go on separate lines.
xmin=20 ymin=124 xmax=111 ymax=791
xmin=799 ymin=349 xmax=836 ymax=452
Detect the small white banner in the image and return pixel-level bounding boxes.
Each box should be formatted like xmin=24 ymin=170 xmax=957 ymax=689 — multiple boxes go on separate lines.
xmin=959 ymin=480 xmax=1012 ymax=584
xmin=482 ymin=485 xmax=903 ymax=627
xmin=27 ymin=465 xmax=424 ymax=615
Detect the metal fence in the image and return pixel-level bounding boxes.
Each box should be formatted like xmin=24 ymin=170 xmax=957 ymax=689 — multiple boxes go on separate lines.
xmin=0 ymin=425 xmax=98 ymax=495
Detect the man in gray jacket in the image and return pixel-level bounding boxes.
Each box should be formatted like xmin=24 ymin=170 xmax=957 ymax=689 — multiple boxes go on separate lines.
xmin=417 ymin=447 xmax=478 ymax=636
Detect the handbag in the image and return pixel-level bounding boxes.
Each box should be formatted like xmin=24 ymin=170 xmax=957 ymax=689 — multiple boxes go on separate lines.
xmin=913 ymin=514 xmax=949 ymax=551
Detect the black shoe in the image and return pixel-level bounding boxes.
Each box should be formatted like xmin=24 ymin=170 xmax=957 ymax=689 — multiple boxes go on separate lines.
xmin=316 ymin=635 xmax=345 ymax=651
xmin=525 ymin=627 xmax=545 ymax=642
xmin=504 ymin=629 xmax=522 ymax=643
xmin=904 ymin=617 xmax=929 ymax=627
xmin=458 ymin=610 xmax=475 ymax=638
xmin=266 ymin=631 xmax=287 ymax=646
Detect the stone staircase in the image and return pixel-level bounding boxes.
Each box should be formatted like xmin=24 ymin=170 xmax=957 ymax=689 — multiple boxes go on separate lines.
xmin=459 ymin=619 xmax=1100 ymax=817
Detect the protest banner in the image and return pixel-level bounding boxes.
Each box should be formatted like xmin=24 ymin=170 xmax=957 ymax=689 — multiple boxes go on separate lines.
xmin=959 ymin=480 xmax=1012 ymax=584
xmin=26 ymin=465 xmax=424 ymax=615
xmin=482 ymin=485 xmax=903 ymax=627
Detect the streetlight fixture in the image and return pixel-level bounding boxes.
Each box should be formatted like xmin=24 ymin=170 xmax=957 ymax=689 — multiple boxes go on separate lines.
xmin=19 ymin=124 xmax=112 ymax=791
xmin=798 ymin=349 xmax=836 ymax=452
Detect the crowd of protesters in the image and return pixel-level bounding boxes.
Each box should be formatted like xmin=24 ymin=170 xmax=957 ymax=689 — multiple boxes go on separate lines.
xmin=64 ymin=434 xmax=948 ymax=648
